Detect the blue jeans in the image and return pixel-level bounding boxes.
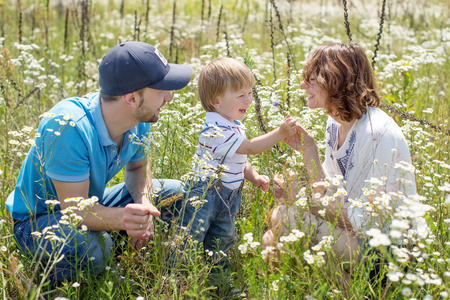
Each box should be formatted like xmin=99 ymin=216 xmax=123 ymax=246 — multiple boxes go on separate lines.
xmin=13 ymin=179 xmax=184 ymax=283
xmin=180 ymin=180 xmax=242 ymax=284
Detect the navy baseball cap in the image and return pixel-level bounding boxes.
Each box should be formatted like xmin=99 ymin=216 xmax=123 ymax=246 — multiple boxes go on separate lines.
xmin=98 ymin=41 xmax=193 ymax=95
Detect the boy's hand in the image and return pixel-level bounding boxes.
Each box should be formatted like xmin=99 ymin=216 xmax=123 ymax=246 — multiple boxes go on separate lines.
xmin=279 ymin=114 xmax=298 ymax=138
xmin=254 ymin=174 xmax=270 ymax=192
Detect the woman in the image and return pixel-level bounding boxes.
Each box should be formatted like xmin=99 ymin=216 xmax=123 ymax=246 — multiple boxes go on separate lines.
xmin=263 ymin=42 xmax=418 ymax=263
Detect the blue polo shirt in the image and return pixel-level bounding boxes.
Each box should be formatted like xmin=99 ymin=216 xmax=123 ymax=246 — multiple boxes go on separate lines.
xmin=6 ymin=92 xmax=151 ymax=221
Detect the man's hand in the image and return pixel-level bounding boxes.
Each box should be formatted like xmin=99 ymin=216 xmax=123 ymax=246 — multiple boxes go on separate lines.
xmin=129 ymin=216 xmax=154 ymax=250
xmin=124 ymin=203 xmax=160 ymax=250
xmin=124 ymin=202 xmax=160 ymax=240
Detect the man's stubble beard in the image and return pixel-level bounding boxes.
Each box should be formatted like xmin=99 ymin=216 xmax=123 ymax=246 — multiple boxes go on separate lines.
xmin=136 ymin=95 xmax=159 ymax=123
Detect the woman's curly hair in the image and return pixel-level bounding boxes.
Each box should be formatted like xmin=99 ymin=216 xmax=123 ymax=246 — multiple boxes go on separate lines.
xmin=302 ymin=43 xmax=380 ymax=122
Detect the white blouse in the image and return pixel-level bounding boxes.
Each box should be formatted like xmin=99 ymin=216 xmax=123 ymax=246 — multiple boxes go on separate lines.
xmin=322 ymin=107 xmax=417 ymax=234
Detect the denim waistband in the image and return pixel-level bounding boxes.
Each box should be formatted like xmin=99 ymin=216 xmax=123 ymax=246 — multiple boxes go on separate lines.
xmin=214 ymin=179 xmax=244 ymax=193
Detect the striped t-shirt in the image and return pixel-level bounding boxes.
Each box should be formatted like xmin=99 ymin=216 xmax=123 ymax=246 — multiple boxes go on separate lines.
xmin=193 ymin=112 xmax=247 ymax=189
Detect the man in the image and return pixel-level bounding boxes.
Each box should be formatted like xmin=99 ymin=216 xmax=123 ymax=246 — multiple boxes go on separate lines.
xmin=6 ymin=41 xmax=192 ymax=282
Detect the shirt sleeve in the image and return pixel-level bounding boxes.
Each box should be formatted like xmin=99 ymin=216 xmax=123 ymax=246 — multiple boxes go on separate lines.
xmin=40 ymin=118 xmax=90 ymax=182
xmin=365 ymin=122 xmax=415 ymax=196
xmin=129 ymin=123 xmax=151 ymax=162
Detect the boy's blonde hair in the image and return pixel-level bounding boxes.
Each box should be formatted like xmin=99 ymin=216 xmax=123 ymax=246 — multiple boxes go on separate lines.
xmin=198 ymin=57 xmax=255 ymax=112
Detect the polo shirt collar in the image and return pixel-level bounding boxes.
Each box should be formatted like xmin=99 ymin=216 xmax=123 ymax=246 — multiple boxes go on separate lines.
xmin=205 ymin=112 xmax=243 ymax=127
xmin=89 ymin=93 xmax=114 ymax=147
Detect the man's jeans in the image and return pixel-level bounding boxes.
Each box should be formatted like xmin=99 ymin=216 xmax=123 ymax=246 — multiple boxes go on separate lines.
xmin=180 ymin=180 xmax=242 ymax=285
xmin=13 ymin=179 xmax=184 ymax=283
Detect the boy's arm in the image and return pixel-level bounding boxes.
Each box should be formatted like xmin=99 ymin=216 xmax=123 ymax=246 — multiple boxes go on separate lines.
xmin=236 ymin=115 xmax=297 ymax=155
xmin=244 ymin=161 xmax=270 ymax=192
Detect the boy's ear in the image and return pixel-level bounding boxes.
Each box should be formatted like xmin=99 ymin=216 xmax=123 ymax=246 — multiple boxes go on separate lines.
xmin=211 ymin=97 xmax=221 ymax=108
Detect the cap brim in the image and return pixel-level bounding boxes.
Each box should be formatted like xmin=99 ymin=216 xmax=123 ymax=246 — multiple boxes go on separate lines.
xmin=148 ymin=64 xmax=193 ymax=91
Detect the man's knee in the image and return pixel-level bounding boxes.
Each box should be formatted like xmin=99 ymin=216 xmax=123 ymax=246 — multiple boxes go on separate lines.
xmin=154 ymin=179 xmax=186 ymax=220
xmin=153 ymin=179 xmax=185 ymax=198
xmin=60 ymin=230 xmax=113 ymax=272
xmin=87 ymin=231 xmax=113 ymax=273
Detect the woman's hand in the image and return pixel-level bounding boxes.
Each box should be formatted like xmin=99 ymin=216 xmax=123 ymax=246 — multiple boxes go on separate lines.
xmin=283 ymin=122 xmax=316 ymax=151
xmin=273 ymin=174 xmax=287 ymax=202
xmin=273 ymin=172 xmax=298 ymax=203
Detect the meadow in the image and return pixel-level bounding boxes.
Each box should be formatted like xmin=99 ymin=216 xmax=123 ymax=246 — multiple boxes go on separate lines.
xmin=0 ymin=0 xmax=449 ymax=299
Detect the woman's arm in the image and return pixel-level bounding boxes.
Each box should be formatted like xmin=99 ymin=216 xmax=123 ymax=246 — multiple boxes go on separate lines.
xmin=273 ymin=173 xmax=353 ymax=230
xmin=280 ymin=124 xmax=353 ymax=231
xmin=283 ymin=123 xmax=326 ymax=184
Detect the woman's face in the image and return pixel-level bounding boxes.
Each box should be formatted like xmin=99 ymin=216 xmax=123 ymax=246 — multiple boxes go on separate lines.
xmin=300 ymin=75 xmax=329 ymax=110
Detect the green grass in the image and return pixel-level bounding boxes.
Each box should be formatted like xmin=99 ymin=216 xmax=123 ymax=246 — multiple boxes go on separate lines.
xmin=1 ymin=0 xmax=449 ymax=299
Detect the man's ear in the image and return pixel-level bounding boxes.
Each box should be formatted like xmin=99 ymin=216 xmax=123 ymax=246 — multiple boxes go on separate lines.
xmin=121 ymin=92 xmax=138 ymax=108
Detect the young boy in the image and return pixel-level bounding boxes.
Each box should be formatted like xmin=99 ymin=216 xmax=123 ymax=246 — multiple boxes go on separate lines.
xmin=180 ymin=57 xmax=298 ymax=289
